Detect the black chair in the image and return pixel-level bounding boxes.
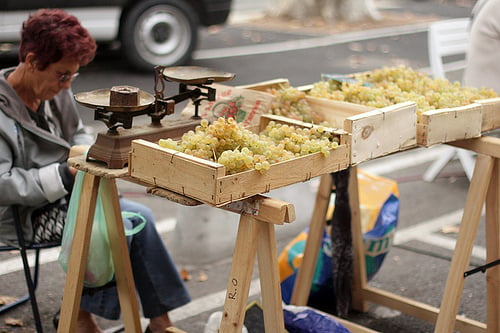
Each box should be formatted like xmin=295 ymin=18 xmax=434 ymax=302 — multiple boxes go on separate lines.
xmin=0 ymin=205 xmax=60 ymax=333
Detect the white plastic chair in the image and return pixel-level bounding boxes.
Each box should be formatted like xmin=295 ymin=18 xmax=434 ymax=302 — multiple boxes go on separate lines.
xmin=423 ymin=18 xmax=475 ymax=182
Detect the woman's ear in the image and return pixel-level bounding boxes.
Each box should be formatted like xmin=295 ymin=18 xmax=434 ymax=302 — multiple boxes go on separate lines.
xmin=25 ymin=53 xmax=38 ymax=71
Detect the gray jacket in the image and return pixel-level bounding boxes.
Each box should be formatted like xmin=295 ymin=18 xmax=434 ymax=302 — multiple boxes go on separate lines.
xmin=0 ymin=67 xmax=93 ymax=244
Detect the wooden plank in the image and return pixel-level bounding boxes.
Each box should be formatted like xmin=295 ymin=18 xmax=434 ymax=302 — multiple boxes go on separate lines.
xmin=305 ymin=95 xmax=375 ymax=129
xmin=57 ymin=174 xmax=100 ymax=333
xmin=220 ymin=195 xmax=295 ymax=225
xmin=485 ymin=159 xmax=499 ymax=333
xmin=450 ymin=136 xmax=500 ymax=159
xmin=335 ymin=317 xmax=381 ymax=333
xmin=216 ymin=144 xmax=349 ymax=205
xmin=69 ymin=155 xmax=128 ymax=179
xmin=237 ymin=78 xmax=290 ymax=92
xmin=220 ymin=215 xmax=260 ymax=333
xmin=434 ymin=154 xmax=494 ymax=333
xmin=417 ymin=103 xmax=482 ymax=146
xmin=290 ymin=174 xmax=332 ymax=306
xmin=474 ymin=97 xmax=500 ymax=132
xmin=257 ymin=221 xmax=286 ymax=333
xmin=100 ymin=178 xmax=142 ymax=333
xmin=363 ymin=286 xmax=486 ymax=333
xmin=345 ymin=102 xmax=417 ymax=164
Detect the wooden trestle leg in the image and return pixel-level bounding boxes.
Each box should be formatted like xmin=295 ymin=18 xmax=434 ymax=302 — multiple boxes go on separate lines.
xmin=219 ymin=196 xmax=295 ymax=333
xmin=57 ymin=173 xmax=100 ymax=333
xmin=57 ymin=173 xmax=142 ymax=333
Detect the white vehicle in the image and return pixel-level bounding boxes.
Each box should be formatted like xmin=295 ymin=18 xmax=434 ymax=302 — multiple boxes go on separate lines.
xmin=0 ymin=0 xmax=232 ymax=71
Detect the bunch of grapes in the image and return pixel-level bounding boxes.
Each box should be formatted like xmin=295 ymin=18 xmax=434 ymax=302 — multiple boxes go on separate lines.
xmin=308 ymin=65 xmax=498 ymax=118
xmin=266 ymin=84 xmax=325 ymax=124
xmin=158 ymin=117 xmax=339 ymax=175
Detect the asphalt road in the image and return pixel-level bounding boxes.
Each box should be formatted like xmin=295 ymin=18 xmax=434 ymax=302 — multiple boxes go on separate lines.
xmin=0 ymin=0 xmax=492 ymax=332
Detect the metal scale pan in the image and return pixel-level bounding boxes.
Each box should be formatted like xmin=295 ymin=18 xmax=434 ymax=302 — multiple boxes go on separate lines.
xmin=73 ymin=66 xmax=235 ymax=169
xmin=161 ymin=66 xmax=235 ymax=84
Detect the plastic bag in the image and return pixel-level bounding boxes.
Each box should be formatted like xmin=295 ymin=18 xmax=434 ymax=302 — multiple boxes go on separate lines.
xmin=204 ymin=311 xmax=248 ymax=333
xmin=283 ymin=304 xmax=351 ymax=333
xmin=279 ymin=168 xmax=399 ymax=304
xmin=58 ymin=171 xmax=146 ymax=288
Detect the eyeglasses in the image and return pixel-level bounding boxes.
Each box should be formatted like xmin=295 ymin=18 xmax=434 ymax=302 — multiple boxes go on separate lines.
xmin=56 ymin=71 xmax=79 ymax=83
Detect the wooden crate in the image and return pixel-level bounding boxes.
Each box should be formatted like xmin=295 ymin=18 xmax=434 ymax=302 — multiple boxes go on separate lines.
xmin=299 ymin=86 xmax=499 ymax=148
xmin=302 ymin=96 xmax=417 ymax=164
xmin=417 ymin=103 xmax=483 ymax=146
xmin=129 ymin=114 xmax=350 ymax=207
xmin=241 ymin=81 xmax=417 ymax=164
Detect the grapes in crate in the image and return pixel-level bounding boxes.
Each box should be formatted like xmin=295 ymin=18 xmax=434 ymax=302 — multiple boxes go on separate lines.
xmin=158 ymin=117 xmax=339 ymax=175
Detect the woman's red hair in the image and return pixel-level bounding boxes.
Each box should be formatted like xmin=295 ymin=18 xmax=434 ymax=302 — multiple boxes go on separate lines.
xmin=19 ymin=8 xmax=97 ymax=70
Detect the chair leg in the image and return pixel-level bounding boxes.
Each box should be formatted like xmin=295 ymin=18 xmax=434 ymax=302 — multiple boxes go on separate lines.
xmin=18 ymin=245 xmax=44 ymax=332
xmin=423 ymin=146 xmax=457 ymax=182
xmin=0 ymin=249 xmax=41 ymax=314
xmin=13 ymin=205 xmax=44 ymax=333
xmin=456 ymin=148 xmax=476 ymax=181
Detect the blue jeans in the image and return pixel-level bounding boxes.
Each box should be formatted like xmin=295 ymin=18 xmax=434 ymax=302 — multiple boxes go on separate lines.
xmin=80 ymin=199 xmax=190 ymax=320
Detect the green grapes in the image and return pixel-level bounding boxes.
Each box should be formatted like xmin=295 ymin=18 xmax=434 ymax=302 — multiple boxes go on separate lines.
xmin=266 ymin=66 xmax=498 ymax=124
xmin=266 ymin=84 xmax=325 ymax=124
xmin=158 ymin=117 xmax=339 ymax=175
xmin=309 ymin=65 xmax=498 ymax=119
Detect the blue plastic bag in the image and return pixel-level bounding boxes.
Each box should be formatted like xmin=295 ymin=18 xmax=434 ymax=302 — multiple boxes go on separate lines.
xmin=283 ymin=304 xmax=351 ymax=333
xmin=58 ymin=171 xmax=146 ymax=288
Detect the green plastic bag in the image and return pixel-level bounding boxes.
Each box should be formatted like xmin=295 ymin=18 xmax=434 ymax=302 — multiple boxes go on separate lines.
xmin=58 ymin=171 xmax=146 ymax=288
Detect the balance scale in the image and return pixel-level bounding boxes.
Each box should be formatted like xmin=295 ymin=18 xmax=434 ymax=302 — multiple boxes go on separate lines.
xmin=74 ymin=66 xmax=235 ymax=169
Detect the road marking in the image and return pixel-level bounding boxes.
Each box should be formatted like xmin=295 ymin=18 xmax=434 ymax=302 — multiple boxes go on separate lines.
xmin=0 ymin=217 xmax=177 ymax=277
xmin=104 ymin=278 xmax=262 ymax=333
xmin=394 ymin=208 xmax=486 ymax=261
xmin=360 ymin=146 xmax=448 ymax=176
xmin=194 ymin=22 xmax=430 ymax=60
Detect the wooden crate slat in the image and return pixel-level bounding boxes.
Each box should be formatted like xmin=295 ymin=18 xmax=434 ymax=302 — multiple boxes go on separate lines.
xmin=474 ymin=97 xmax=500 ymax=132
xmin=305 ymin=95 xmax=375 ymax=129
xmin=417 ymin=103 xmax=482 ymax=146
xmin=129 ymin=139 xmax=225 ymax=203
xmin=258 ymin=114 xmax=350 ymax=146
xmin=237 ymin=78 xmax=290 ymax=91
xmin=345 ymin=101 xmax=417 ymax=164
xmin=215 ymin=144 xmax=350 ymax=205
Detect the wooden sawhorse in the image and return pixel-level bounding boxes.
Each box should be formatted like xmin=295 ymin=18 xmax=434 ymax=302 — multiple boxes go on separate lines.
xmin=290 ymin=136 xmax=499 ymax=333
xmin=58 ymin=156 xmax=295 ymax=333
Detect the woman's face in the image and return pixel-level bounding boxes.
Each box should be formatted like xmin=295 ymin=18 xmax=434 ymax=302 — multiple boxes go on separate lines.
xmin=31 ymin=57 xmax=80 ymax=101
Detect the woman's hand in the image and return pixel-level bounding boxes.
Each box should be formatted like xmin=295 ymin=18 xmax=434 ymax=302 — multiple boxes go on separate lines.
xmin=68 ymin=145 xmax=90 ymax=176
xmin=69 ymin=145 xmax=90 ymax=158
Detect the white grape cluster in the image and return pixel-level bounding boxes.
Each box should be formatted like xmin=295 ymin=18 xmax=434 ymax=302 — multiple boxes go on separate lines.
xmin=266 ymin=85 xmax=324 ymax=124
xmin=308 ymin=65 xmax=498 ymax=117
xmin=158 ymin=117 xmax=339 ymax=175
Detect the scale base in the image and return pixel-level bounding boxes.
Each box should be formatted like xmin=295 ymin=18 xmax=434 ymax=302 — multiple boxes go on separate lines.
xmin=88 ymin=118 xmax=200 ymax=169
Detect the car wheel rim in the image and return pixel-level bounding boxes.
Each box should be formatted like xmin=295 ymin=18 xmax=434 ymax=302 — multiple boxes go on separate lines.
xmin=135 ymin=6 xmax=191 ymax=64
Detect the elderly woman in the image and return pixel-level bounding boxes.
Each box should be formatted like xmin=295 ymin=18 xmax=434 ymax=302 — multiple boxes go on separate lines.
xmin=0 ymin=9 xmax=190 ymax=333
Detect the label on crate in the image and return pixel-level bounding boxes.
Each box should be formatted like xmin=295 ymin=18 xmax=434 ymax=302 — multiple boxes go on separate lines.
xmin=180 ymin=83 xmax=275 ymax=127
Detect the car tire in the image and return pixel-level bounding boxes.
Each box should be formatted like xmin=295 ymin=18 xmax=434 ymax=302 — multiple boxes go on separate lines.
xmin=120 ymin=0 xmax=198 ymax=71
